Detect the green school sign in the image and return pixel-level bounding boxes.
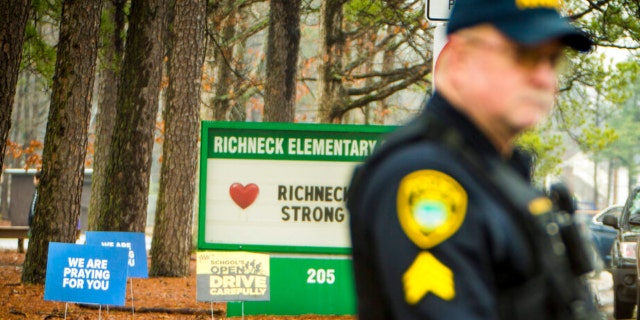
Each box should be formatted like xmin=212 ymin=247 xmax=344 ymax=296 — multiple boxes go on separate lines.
xmin=198 ymin=121 xmax=393 ymax=254
xmin=198 ymin=121 xmax=394 ymax=316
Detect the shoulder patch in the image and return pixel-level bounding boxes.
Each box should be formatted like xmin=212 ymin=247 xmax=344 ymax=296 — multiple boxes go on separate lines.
xmin=397 ymin=170 xmax=467 ymax=248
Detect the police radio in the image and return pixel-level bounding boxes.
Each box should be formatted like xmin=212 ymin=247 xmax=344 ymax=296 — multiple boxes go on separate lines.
xmin=547 ymin=183 xmax=595 ymax=276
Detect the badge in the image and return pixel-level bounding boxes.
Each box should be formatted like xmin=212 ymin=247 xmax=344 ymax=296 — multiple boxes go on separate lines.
xmin=397 ymin=170 xmax=467 ymax=249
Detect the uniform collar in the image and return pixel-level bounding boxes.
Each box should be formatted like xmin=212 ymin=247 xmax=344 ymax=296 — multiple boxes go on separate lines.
xmin=425 ymin=92 xmax=500 ymax=158
xmin=423 ymin=92 xmax=533 ymax=180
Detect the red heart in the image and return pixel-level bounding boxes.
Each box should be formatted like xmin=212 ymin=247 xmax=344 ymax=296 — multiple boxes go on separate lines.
xmin=229 ymin=183 xmax=259 ymax=209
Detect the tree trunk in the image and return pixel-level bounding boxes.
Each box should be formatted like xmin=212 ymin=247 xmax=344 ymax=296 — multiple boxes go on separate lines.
xmin=611 ymin=161 xmax=617 ymax=204
xmin=0 ymin=0 xmax=30 ymax=172
xmin=228 ymin=7 xmax=250 ymax=122
xmin=593 ymin=161 xmax=599 ymax=208
xmin=263 ymin=0 xmax=301 ymax=122
xmin=88 ymin=0 xmax=126 ymax=231
xmin=317 ymin=0 xmax=347 ymax=124
xmin=0 ymin=174 xmax=8 ymax=220
xmin=150 ymin=0 xmax=205 ymax=277
xmin=211 ymin=0 xmax=236 ymax=121
xmin=22 ymin=0 xmax=102 ymax=284
xmin=95 ymin=0 xmax=167 ymax=232
xmin=358 ymin=30 xmax=381 ymax=125
xmin=374 ymin=48 xmax=395 ymax=124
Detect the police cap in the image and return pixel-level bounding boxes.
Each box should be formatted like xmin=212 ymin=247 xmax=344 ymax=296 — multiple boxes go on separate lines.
xmin=446 ymin=0 xmax=592 ymax=52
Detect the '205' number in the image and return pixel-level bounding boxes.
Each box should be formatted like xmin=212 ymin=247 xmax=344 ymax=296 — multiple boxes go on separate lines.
xmin=307 ymin=268 xmax=336 ymax=284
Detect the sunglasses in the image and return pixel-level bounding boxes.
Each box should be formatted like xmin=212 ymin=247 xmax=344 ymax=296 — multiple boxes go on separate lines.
xmin=461 ymin=36 xmax=570 ymax=73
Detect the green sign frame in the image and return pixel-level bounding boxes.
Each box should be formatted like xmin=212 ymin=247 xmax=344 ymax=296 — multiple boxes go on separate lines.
xmin=198 ymin=121 xmax=394 ymax=254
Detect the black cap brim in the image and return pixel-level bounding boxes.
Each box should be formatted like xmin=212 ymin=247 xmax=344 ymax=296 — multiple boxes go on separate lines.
xmin=493 ymin=9 xmax=592 ymax=52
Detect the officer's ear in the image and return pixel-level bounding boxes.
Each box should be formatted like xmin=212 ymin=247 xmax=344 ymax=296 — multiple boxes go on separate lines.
xmin=434 ymin=37 xmax=468 ymax=90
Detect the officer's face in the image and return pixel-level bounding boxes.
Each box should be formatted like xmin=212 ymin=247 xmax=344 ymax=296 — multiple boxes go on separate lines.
xmin=450 ymin=25 xmax=564 ymax=137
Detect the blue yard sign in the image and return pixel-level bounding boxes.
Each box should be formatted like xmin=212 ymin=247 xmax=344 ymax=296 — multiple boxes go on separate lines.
xmin=85 ymin=231 xmax=149 ymax=278
xmin=44 ymin=242 xmax=129 ymax=306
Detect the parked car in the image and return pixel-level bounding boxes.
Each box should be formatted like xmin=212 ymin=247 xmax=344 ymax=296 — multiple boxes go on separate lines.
xmin=589 ymin=204 xmax=624 ymax=267
xmin=602 ymin=186 xmax=640 ymax=319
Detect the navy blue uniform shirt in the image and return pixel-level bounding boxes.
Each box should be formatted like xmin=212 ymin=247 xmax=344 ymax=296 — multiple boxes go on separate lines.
xmin=349 ymin=93 xmax=538 ymax=319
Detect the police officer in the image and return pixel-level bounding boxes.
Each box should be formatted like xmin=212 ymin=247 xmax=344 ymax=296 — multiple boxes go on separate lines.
xmin=347 ymin=0 xmax=596 ymax=318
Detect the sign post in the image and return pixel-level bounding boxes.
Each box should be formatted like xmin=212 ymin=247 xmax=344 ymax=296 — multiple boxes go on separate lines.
xmin=426 ymin=0 xmax=452 ymax=90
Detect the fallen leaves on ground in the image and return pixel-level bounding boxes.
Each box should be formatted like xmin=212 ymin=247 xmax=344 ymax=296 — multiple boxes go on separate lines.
xmin=0 ymin=249 xmax=356 ymax=320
